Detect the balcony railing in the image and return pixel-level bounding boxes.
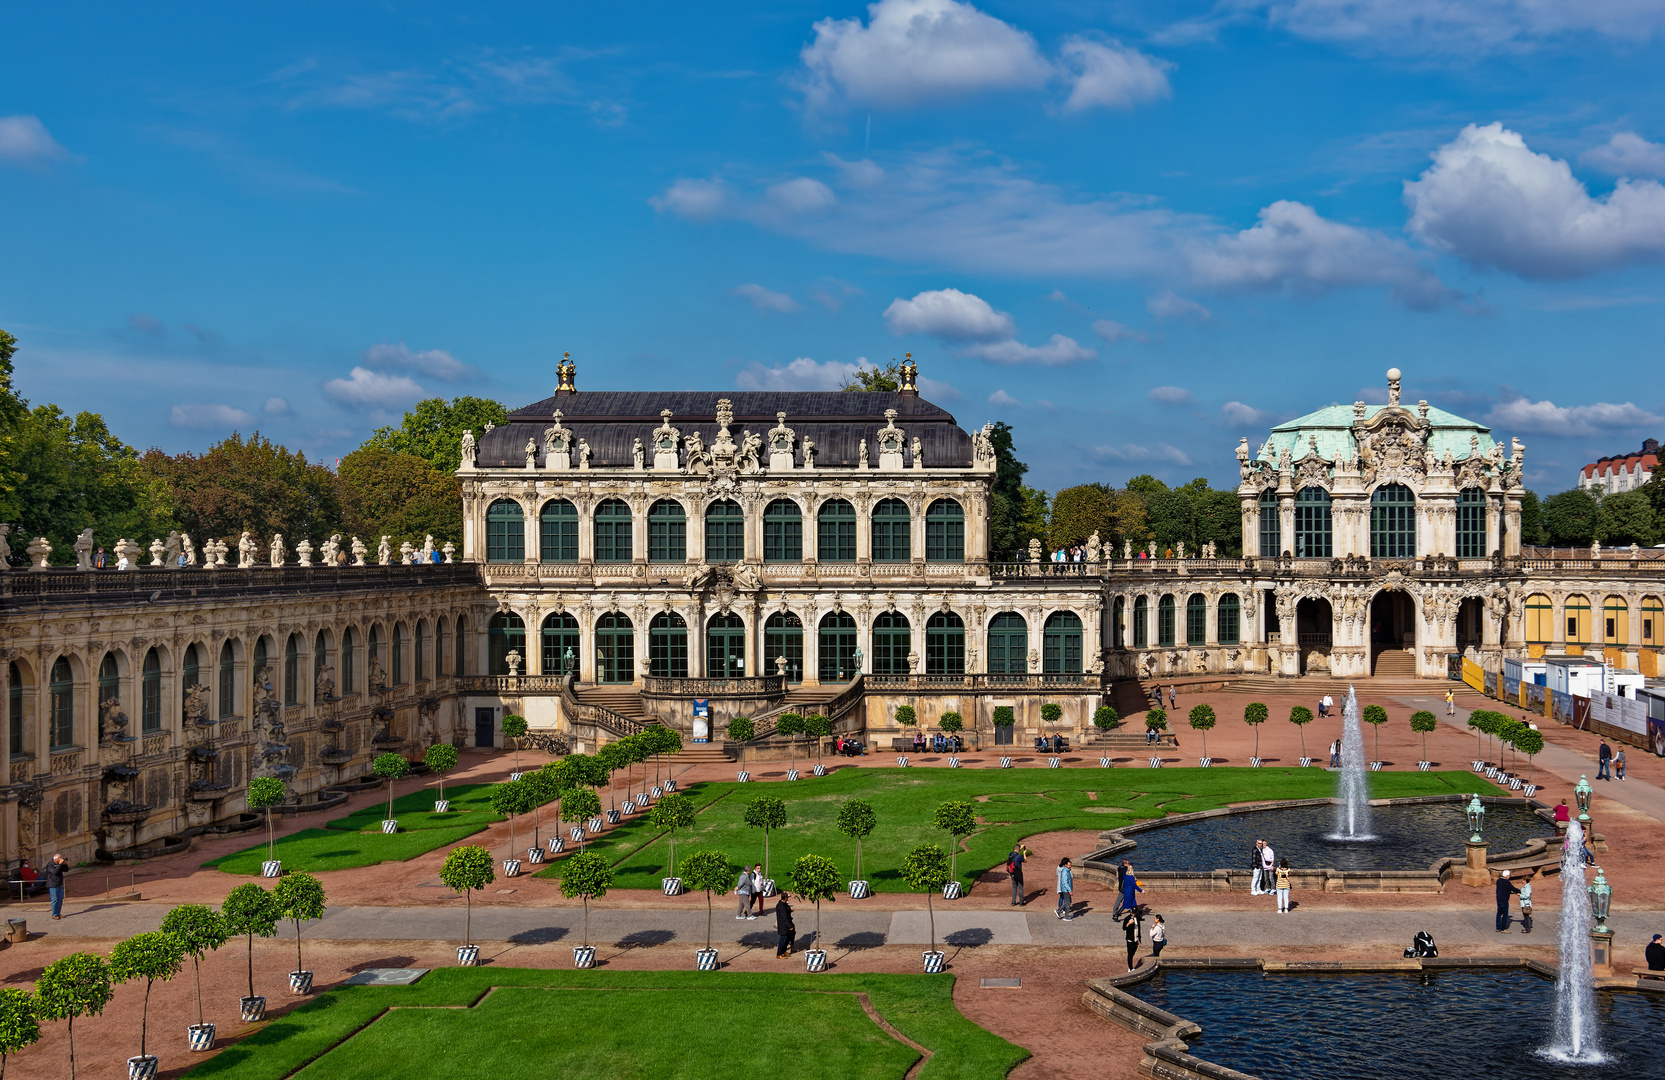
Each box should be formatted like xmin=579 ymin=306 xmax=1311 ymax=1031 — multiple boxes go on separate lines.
xmin=863 ymin=672 xmax=1098 ymax=692
xmin=2 ymin=563 xmax=481 ymax=607
xmin=641 ymin=675 xmax=785 ymax=699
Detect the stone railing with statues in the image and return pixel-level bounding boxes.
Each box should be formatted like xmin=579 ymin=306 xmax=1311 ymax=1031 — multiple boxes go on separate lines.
xmin=640 ymin=674 xmax=785 ymax=700
xmin=7 ymin=524 xmax=461 ymax=574
xmin=1 ymin=563 xmax=482 ymax=607
xmin=864 ymin=672 xmax=1099 ymax=693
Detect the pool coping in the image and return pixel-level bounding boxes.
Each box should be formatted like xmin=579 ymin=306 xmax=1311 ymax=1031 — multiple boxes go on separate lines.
xmin=1082 ymin=957 xmax=1659 ymax=1080
xmin=1080 ymin=794 xmax=1563 ymax=894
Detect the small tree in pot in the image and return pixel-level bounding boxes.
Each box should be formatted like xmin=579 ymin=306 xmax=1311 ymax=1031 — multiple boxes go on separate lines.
xmin=597 ymin=740 xmax=629 ymax=812
xmin=1515 ymin=727 xmax=1545 ymax=785
xmin=1362 ymin=704 xmax=1388 ymax=763
xmin=489 ymin=778 xmax=536 ymax=873
xmin=938 ymin=711 xmax=963 ymax=751
xmin=563 ymin=786 xmax=601 ymax=850
xmin=246 ymin=776 xmax=286 ymax=873
xmin=726 ymin=716 xmax=756 ymax=742
xmin=0 ymin=987 xmax=41 ymax=1080
xmin=743 ymin=796 xmax=787 ymax=880
xmin=901 ymin=844 xmax=951 ymax=971
xmin=35 ymin=951 xmax=113 ymax=1079
xmin=932 ymin=800 xmax=977 ymax=891
xmin=894 ymin=705 xmax=916 ymax=728
xmin=836 ymin=799 xmax=876 ymax=893
xmin=439 ymin=844 xmax=495 ymax=965
xmin=522 ymin=768 xmax=557 ymax=852
xmin=501 ymin=714 xmax=528 ymax=772
xmin=371 ymin=752 xmax=410 ymax=830
xmin=679 ymin=848 xmax=736 ymax=968
xmin=789 ymin=854 xmax=840 ymax=969
xmin=559 ymin=851 xmax=612 ymax=967
xmin=220 ymin=883 xmax=281 ymax=1022
xmin=1187 ymin=704 xmax=1217 ymax=760
xmin=1243 ymin=702 xmax=1268 ymax=759
xmin=650 ymin=792 xmax=696 ymax=884
xmin=425 ymin=742 xmax=459 ymax=811
xmin=272 ymin=872 xmax=325 ymax=995
xmin=109 ymin=932 xmax=183 ymax=1076
xmin=1410 ymin=710 xmax=1438 ymax=763
xmin=1145 ymin=707 xmax=1168 ymax=738
xmin=776 ymin=712 xmax=806 ymax=773
xmin=158 ymin=904 xmax=228 ymax=1049
xmin=1094 ymin=705 xmax=1118 ymax=733
xmin=1288 ymin=705 xmax=1313 ymax=760
xmin=1040 ymin=702 xmax=1063 ymax=740
xmin=805 ymin=714 xmax=832 ymax=766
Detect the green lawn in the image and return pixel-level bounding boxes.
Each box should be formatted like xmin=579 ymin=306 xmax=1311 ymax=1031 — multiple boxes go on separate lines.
xmin=537 ymin=767 xmax=1504 ymax=892
xmin=322 ymin=782 xmax=503 ymax=834
xmin=183 ymin=969 xmax=1025 ymax=1080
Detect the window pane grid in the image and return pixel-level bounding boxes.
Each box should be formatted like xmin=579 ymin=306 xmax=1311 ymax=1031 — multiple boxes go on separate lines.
xmin=1370 ymin=484 xmax=1416 ymax=558
xmin=486 ymin=499 xmax=525 ymax=563
xmin=925 ymin=500 xmax=965 ymax=562
xmin=1043 ymin=613 xmax=1083 ymax=675
xmin=541 ymin=615 xmax=581 ymax=676
xmin=818 ymin=613 xmax=857 ymax=682
xmin=871 ymin=613 xmax=911 ymax=674
xmin=763 ymin=500 xmax=803 ymax=562
xmin=704 ymin=500 xmax=744 ymax=563
xmin=1218 ymin=595 xmax=1241 ymax=645
xmin=540 ymin=500 xmax=579 ymax=562
xmin=1294 ymin=487 xmax=1332 ymax=558
xmin=649 ymin=500 xmax=688 ymax=562
xmin=595 ymin=500 xmax=633 ymax=562
xmin=1158 ymin=597 xmax=1176 ymax=647
xmin=1259 ymin=490 xmax=1279 ymax=557
xmin=925 ymin=614 xmax=965 ymax=675
xmin=987 ymin=613 xmax=1027 ymax=674
xmin=651 ymin=614 xmax=690 ymax=679
xmin=1186 ymin=596 xmax=1206 ymax=645
xmin=1456 ymin=488 xmax=1487 ymax=559
xmin=873 ymin=499 xmax=910 ymax=562
xmin=818 ymin=501 xmax=857 ymax=562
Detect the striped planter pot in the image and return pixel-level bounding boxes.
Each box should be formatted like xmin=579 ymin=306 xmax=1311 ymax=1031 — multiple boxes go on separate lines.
xmin=948 ymin=758 xmax=960 ymax=769
xmin=803 ymin=949 xmax=827 ymax=972
xmin=736 ymin=771 xmax=751 ymax=782
xmin=510 ymin=772 xmax=525 ymax=782
xmin=1299 ymin=757 xmax=1314 ymax=767
xmin=787 ymin=769 xmax=800 ymax=781
xmin=1418 ymin=761 xmax=1432 ymax=771
xmin=896 ymin=757 xmax=909 ymax=767
xmin=570 ymin=827 xmax=586 ymax=842
xmin=289 ymin=970 xmax=313 ymax=995
xmin=622 ymin=800 xmax=637 ymax=814
xmin=434 ymin=800 xmax=450 ymax=813
xmin=665 ymin=780 xmax=678 ymax=791
xmin=587 ymin=818 xmax=604 ymax=833
xmin=847 ymin=880 xmax=870 ymax=899
xmin=1485 ymin=767 xmax=1498 ymax=779
xmin=1148 ymin=757 xmax=1164 ymax=769
xmin=759 ymin=878 xmax=776 ymax=897
xmin=261 ymin=860 xmax=282 ymax=878
xmin=1250 ymin=757 xmax=1263 ymax=767
xmin=456 ymin=944 xmax=480 ymax=967
xmin=1000 ymin=757 xmax=1013 ymax=768
xmin=812 ymin=764 xmax=826 ymax=776
xmin=572 ymin=945 xmax=597 ymax=969
xmin=381 ymin=820 xmax=399 ymax=834
xmin=1198 ymin=758 xmax=1212 ymax=768
xmin=549 ymin=836 xmax=566 ymax=854
xmin=662 ymin=877 xmax=683 ymax=896
xmin=1370 ymin=762 xmax=1384 ymax=771
xmin=1472 ymin=760 xmax=1485 ymax=771
xmin=239 ymin=995 xmax=266 ymax=1023
xmin=528 ymin=847 xmax=546 ymax=864
xmin=606 ymin=809 xmax=622 ymax=824
xmin=1523 ymin=784 xmax=1538 ymax=798
xmin=1100 ymin=757 xmax=1112 ymax=768
xmin=188 ymin=1023 xmax=216 ymax=1052
xmin=921 ymin=950 xmax=946 ymax=974
xmin=1048 ymin=757 xmax=1061 ymax=768
xmin=503 ymin=859 xmax=522 ymax=877
xmin=941 ymin=881 xmax=962 ymax=900
xmin=695 ymin=948 xmax=720 ymax=971
xmin=1509 ymin=777 xmax=1524 ymax=790
xmin=651 ymin=786 xmax=664 ymax=798
xmin=128 ymin=1055 xmax=159 ymax=1080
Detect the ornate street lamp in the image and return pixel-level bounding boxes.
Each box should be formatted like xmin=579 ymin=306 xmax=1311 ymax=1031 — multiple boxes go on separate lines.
xmin=853 ymin=647 xmax=864 ymax=677
xmin=1465 ymin=794 xmax=1486 ymax=845
xmin=1589 ymin=867 xmax=1612 ymax=935
xmin=1575 ymin=775 xmax=1593 ymax=824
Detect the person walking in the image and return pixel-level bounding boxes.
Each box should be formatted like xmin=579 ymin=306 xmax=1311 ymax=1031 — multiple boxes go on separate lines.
xmin=1446 ymin=690 xmax=1455 ymax=717
xmin=1056 ymin=858 xmax=1076 ymax=921
xmin=1149 ymin=913 xmax=1166 ymax=959
xmin=1008 ymin=844 xmax=1028 ymax=906
xmin=1274 ymin=859 xmax=1291 ymax=913
xmin=1615 ymin=747 xmax=1627 ymax=781
xmin=1168 ymin=686 xmax=1177 ymax=709
xmin=1597 ymin=740 xmax=1612 ymax=780
xmin=43 ymin=853 xmax=67 ymax=920
xmin=735 ymin=864 xmax=756 ymax=920
xmin=1495 ymin=869 xmax=1518 ymax=933
xmin=1119 ymin=861 xmax=1142 ymax=917
xmin=1122 ymin=911 xmax=1141 ymax=970
xmin=1518 ymin=872 xmax=1534 ymax=934
xmin=1329 ymin=740 xmax=1341 ymax=768
xmin=774 ymin=891 xmax=796 ymax=958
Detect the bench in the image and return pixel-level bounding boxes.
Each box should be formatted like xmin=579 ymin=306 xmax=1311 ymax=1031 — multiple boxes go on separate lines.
xmin=1633 ymin=967 xmax=1665 ymax=982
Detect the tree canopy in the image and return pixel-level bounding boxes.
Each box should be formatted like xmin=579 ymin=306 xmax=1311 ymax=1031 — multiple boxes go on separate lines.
xmin=366 ymin=395 xmax=508 ymax=473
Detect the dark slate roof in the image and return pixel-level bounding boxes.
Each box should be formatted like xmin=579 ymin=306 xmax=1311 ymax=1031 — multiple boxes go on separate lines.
xmin=476 ymin=390 xmax=974 ymax=469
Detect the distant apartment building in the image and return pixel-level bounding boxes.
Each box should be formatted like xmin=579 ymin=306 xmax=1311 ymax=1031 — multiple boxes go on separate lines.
xmin=1579 ymin=438 xmax=1658 ymax=495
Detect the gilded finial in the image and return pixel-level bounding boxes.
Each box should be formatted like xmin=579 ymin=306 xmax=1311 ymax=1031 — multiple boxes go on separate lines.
xmin=556 ymin=351 xmax=577 ymax=393
xmin=899 ymin=352 xmax=919 ymax=395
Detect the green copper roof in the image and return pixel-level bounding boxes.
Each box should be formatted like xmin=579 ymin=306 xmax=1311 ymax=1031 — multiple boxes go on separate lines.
xmin=1257 ymin=403 xmax=1496 ymax=463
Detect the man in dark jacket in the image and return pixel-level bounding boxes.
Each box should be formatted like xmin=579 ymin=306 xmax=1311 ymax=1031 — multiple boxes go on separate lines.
xmin=1495 ymin=870 xmax=1518 ymax=932
xmin=1647 ymin=934 xmax=1665 ymax=971
xmin=774 ymin=891 xmax=796 ymax=958
xmin=1008 ymin=845 xmax=1027 ymax=907
xmin=1598 ymin=740 xmax=1612 ymax=780
xmin=43 ymin=853 xmax=67 ymax=919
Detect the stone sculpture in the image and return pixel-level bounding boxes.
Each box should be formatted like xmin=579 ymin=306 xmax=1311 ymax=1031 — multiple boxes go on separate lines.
xmin=74 ymin=528 xmax=95 ymax=569
xmin=296 ymin=538 xmax=314 ymax=567
xmin=377 ymin=536 xmax=392 ymax=566
xmin=350 ymin=537 xmax=367 ymax=566
xmin=181 ymin=533 xmax=196 ymax=566
xmin=270 ymin=534 xmax=285 ymax=568
xmin=460 ymin=429 xmax=477 ymax=468
xmin=149 ymin=538 xmax=165 ymax=567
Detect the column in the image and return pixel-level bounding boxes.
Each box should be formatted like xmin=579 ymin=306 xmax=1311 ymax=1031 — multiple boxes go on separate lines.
xmin=523 ymin=498 xmax=539 ymax=564
xmin=912 ymin=502 xmax=927 ymax=567
xmin=689 ymin=499 xmax=706 ymax=564
xmin=1486 ymin=493 xmax=1502 ymax=557
xmin=856 ymin=500 xmax=872 ymax=567
xmin=577 ymin=501 xmax=594 ymax=564
xmin=1551 ymin=595 xmax=1567 ymax=653
xmin=689 ymin=602 xmax=705 ymax=678
xmin=1279 ymin=496 xmax=1294 ymax=558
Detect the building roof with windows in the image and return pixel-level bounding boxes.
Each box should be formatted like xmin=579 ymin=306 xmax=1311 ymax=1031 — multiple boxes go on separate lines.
xmin=1256 ymin=401 xmax=1497 ymax=465
xmin=1578 ymin=438 xmax=1658 ymax=494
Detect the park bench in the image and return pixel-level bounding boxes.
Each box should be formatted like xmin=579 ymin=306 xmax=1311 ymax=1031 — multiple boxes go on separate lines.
xmin=1632 ymin=967 xmax=1665 ymax=983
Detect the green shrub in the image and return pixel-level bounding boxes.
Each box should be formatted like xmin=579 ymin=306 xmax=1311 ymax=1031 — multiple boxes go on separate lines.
xmin=1093 ymin=705 xmax=1118 ymax=731
xmin=938 ymin=711 xmax=963 ymax=734
xmin=1040 ymin=703 xmax=1062 ymax=724
xmin=726 ymin=717 xmax=756 ymax=742
xmin=894 ymin=706 xmax=917 ymax=727
xmin=1144 ymin=708 xmax=1167 ymax=731
xmin=992 ymin=706 xmax=1015 ymax=727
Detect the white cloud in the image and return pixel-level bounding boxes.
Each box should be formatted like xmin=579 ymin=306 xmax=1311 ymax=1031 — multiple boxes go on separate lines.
xmin=1222 ymin=400 xmax=1274 ymax=425
xmin=989 ymin=389 xmax=1022 ymax=407
xmin=1582 ymin=132 xmax=1665 ymax=179
xmin=128 ymin=313 xmax=164 ymax=336
xmin=1058 ymin=37 xmax=1173 ymax=113
xmin=321 ymin=366 xmax=426 ymax=409
xmin=735 ymin=357 xmax=862 ymax=391
xmin=732 ymin=283 xmax=803 ymax=313
xmin=798 ymin=0 xmax=1052 ymax=112
xmin=1147 ymin=291 xmax=1212 ymax=321
xmin=1089 ymin=442 xmax=1193 ymax=465
xmin=649 ymin=177 xmax=729 ymax=220
xmin=1405 ymin=122 xmax=1665 ymax=280
xmin=1148 ymin=386 xmax=1192 ymax=404
xmin=823 ymin=153 xmax=886 ymax=188
xmin=767 ymin=177 xmax=837 ymax=213
xmin=263 ymin=396 xmax=292 ymax=416
xmin=1189 ymin=199 xmax=1450 ymax=309
xmin=168 ymin=403 xmax=255 ymax=429
xmin=1484 ymin=397 xmax=1663 ymax=437
xmin=962 ymin=334 xmax=1097 ymax=366
xmin=1092 ymin=319 xmax=1151 ymax=344
xmin=883 ymin=288 xmax=1016 ymax=341
xmin=0 ymin=115 xmax=70 ymax=164
xmin=361 ymin=342 xmax=478 ymax=381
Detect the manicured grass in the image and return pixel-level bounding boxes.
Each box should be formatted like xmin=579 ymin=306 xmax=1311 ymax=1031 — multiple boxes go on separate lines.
xmin=202 ymin=825 xmax=484 ymax=875
xmin=183 ymin=969 xmax=1026 ymax=1080
xmin=323 ymin=783 xmax=503 ymax=834
xmin=538 ymin=767 xmax=1505 ymax=892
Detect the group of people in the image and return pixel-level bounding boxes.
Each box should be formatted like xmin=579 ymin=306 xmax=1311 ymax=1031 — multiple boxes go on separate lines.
xmin=734 ymin=864 xmax=803 ymax=959
xmin=1317 ymin=695 xmax=1335 ymax=717
xmin=1597 ymin=740 xmax=1627 ymax=781
xmin=6 ymin=854 xmax=67 ymax=916
xmin=1032 ymin=734 xmax=1068 ymax=753
xmin=1493 ymin=868 xmax=1538 ymax=933
xmin=1248 ymin=840 xmax=1291 ymax=912
xmin=832 ymin=736 xmax=865 ymax=757
xmin=910 ymin=732 xmax=963 ymax=753
xmin=1049 ymin=546 xmax=1090 ymax=566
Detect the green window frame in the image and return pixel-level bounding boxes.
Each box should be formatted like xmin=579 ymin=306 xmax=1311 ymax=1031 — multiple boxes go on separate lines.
xmin=8 ymin=662 xmax=23 ymax=756
xmin=871 ymin=612 xmax=912 ymax=674
xmin=1456 ymin=487 xmax=1487 ymax=559
xmin=765 ymin=612 xmax=804 ymax=683
xmin=986 ymin=612 xmax=1028 ymax=674
xmin=705 ymin=613 xmax=744 ymax=678
xmin=1043 ymin=612 xmax=1083 ymax=675
xmin=648 ymin=499 xmax=687 ymax=562
xmin=1186 ymin=594 xmax=1207 ymax=645
xmin=1370 ymin=484 xmax=1416 ymax=558
xmin=416 ymin=623 xmax=428 ymax=682
xmin=817 ymin=499 xmax=857 ymax=562
xmin=1218 ymin=594 xmax=1241 ymax=645
xmin=342 ymin=628 xmax=357 ymax=693
xmin=98 ymin=653 xmax=119 ymax=743
xmin=925 ymin=612 xmax=965 ymax=675
xmin=704 ymin=500 xmax=744 ymax=563
xmin=1293 ymin=487 xmax=1332 ymax=558
xmin=488 ymin=613 xmax=526 ymax=676
xmin=763 ymin=499 xmax=803 ymax=562
xmin=594 ymin=499 xmax=634 ymax=562
xmin=435 ymin=621 xmax=447 ymax=677
xmin=651 ymin=613 xmax=690 ymax=679
xmin=182 ymin=644 xmax=200 ymax=724
xmin=1258 ymin=489 xmax=1280 ymax=557
xmin=595 ymin=613 xmax=634 ymax=684
xmin=392 ymin=625 xmax=405 ymax=686
xmin=1133 ymin=596 xmax=1149 ymax=648
xmin=925 ymin=499 xmax=964 ymax=562
xmin=540 ymin=499 xmax=579 ymax=562
xmin=486 ymin=499 xmax=525 ymax=563
xmin=818 ymin=612 xmax=858 ymax=683
xmin=541 ymin=613 xmax=581 ymax=676
xmin=455 ymin=617 xmax=468 ymax=677
xmin=141 ymin=648 xmax=161 ymax=734
xmin=50 ymin=656 xmax=75 ymax=749
xmin=1158 ymin=595 xmax=1176 ymax=647
xmin=872 ymin=498 xmax=910 ymax=562
xmin=284 ymin=635 xmax=299 ymax=703
xmin=1111 ymin=598 xmax=1125 ymax=649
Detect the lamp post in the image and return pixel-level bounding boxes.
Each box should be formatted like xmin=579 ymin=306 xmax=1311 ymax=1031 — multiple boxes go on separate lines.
xmin=1465 ymin=794 xmax=1486 ymax=845
xmin=1589 ymin=865 xmax=1615 ymax=978
xmin=1589 ymin=866 xmax=1612 ymax=935
xmin=853 ymin=646 xmax=864 ymax=678
xmin=1461 ymin=794 xmax=1490 ymax=887
xmin=1574 ymin=775 xmax=1593 ymax=825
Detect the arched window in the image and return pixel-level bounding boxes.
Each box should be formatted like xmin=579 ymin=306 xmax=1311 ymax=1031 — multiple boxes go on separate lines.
xmin=435 ymin=620 xmax=448 ymax=677
xmin=648 ymin=499 xmax=687 ymax=562
xmin=1218 ymin=594 xmax=1241 ymax=645
xmin=540 ymin=499 xmax=579 ymax=562
xmin=1043 ymin=612 xmax=1084 ymax=675
xmin=284 ymin=635 xmax=300 ymax=704
xmin=594 ymin=499 xmax=633 ymax=562
xmin=541 ymin=613 xmax=580 ymax=676
xmin=312 ymin=633 xmax=329 ymax=700
xmin=1565 ymin=595 xmax=1591 ymax=646
xmin=1370 ymin=484 xmax=1416 ymax=558
xmin=595 ymin=613 xmax=634 ymax=684
xmin=342 ymin=627 xmax=358 ymax=693
xmin=488 ymin=612 xmax=526 ymax=676
xmin=651 ymin=613 xmax=690 ymax=679
xmin=1186 ymin=594 xmax=1207 ymax=646
xmin=872 ymin=612 xmax=911 ymax=674
xmin=455 ymin=616 xmax=468 ymax=677
xmin=1456 ymin=487 xmax=1487 ymax=558
xmin=704 ymin=500 xmax=744 ymax=563
xmin=8 ymin=662 xmax=24 ymax=756
xmin=1258 ymin=489 xmax=1280 ymax=557
xmin=705 ymin=613 xmax=744 ymax=678
xmin=486 ymin=499 xmax=526 ymax=563
xmin=1111 ymin=597 xmax=1125 ymax=649
xmin=141 ymin=649 xmax=161 ymax=734
xmin=1158 ymin=595 xmax=1177 ymax=647
xmin=872 ymin=499 xmax=910 ymax=562
xmin=98 ymin=654 xmax=119 ymax=744
xmin=818 ymin=612 xmax=858 ymax=682
xmin=51 ymin=656 xmax=75 ymax=749
xmin=392 ymin=625 xmax=406 ymax=685
xmin=1644 ymin=596 xmax=1662 ymax=648
xmin=926 ymin=612 xmax=965 ymax=675
xmin=763 ymin=499 xmax=802 ymax=562
xmin=1525 ymin=594 xmax=1552 ymax=647
xmin=1605 ymin=596 xmax=1629 ymax=645
xmin=182 ymin=644 xmax=200 ymax=724
xmin=987 ymin=613 xmax=1028 ymax=674
xmin=1293 ymin=487 xmax=1332 ymax=558
xmin=367 ymin=626 xmax=382 ymax=685
xmin=1133 ymin=596 xmax=1149 ymax=649
xmin=925 ymin=499 xmax=965 ymax=562
xmin=764 ymin=612 xmax=804 ymax=683
xmin=415 ymin=622 xmax=428 ymax=682
xmin=817 ymin=499 xmax=857 ymax=562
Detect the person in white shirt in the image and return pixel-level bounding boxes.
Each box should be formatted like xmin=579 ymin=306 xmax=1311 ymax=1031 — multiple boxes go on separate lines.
xmin=1259 ymin=841 xmax=1276 ymax=894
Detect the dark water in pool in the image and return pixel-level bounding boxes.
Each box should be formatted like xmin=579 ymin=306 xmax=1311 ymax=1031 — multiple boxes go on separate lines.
xmin=1131 ymin=969 xmax=1665 ymax=1079
xmin=1129 ymin=802 xmax=1556 ymax=871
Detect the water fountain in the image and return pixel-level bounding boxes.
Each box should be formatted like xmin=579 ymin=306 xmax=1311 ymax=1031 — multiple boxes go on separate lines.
xmin=1542 ymin=818 xmax=1605 ymax=1065
xmin=1332 ymin=686 xmax=1374 ymax=841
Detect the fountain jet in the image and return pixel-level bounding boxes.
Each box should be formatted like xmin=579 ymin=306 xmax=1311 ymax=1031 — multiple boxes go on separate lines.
xmin=1542 ymin=818 xmax=1606 ymax=1064
xmin=1332 ymin=685 xmax=1374 ymax=840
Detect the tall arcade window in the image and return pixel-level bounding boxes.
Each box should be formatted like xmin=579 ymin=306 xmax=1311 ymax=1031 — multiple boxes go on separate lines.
xmin=764 ymin=612 xmax=804 ymax=683
xmin=818 ymin=612 xmax=858 ymax=682
xmin=540 ymin=499 xmax=579 ymax=562
xmin=1217 ymin=594 xmax=1241 ymax=645
xmin=872 ymin=499 xmax=910 ymax=562
xmin=595 ymin=613 xmax=634 ymax=684
xmin=488 ymin=613 xmax=526 ymax=676
xmin=650 ymin=613 xmax=690 ymax=679
xmin=1133 ymin=596 xmax=1149 ymax=649
xmin=925 ymin=612 xmax=965 ymax=675
xmin=704 ymin=500 xmax=744 ymax=563
xmin=1157 ymin=595 xmax=1176 ymax=647
xmin=1042 ymin=612 xmax=1083 ymax=675
xmin=284 ymin=635 xmax=300 ymax=703
xmin=1370 ymin=484 xmax=1416 ymax=558
xmin=925 ymin=500 xmax=965 ymax=562
xmin=987 ymin=613 xmax=1027 ymax=674
xmin=141 ymin=649 xmax=161 ymax=734
xmin=763 ymin=500 xmax=803 ymax=562
xmin=817 ymin=500 xmax=857 ymax=562
xmin=99 ymin=654 xmax=119 ymax=743
xmin=8 ymin=662 xmax=24 ymax=755
xmin=50 ymin=656 xmax=75 ymax=749
xmin=1293 ymin=487 xmax=1332 ymax=558
xmin=1258 ymin=489 xmax=1280 ymax=557
xmin=541 ymin=613 xmax=580 ymax=676
xmin=1456 ymin=487 xmax=1488 ymax=558
xmin=594 ymin=500 xmax=633 ymax=562
xmin=871 ymin=612 xmax=911 ymax=674
xmin=1186 ymin=594 xmax=1207 ymax=645
xmin=648 ymin=500 xmax=687 ymax=562
xmin=486 ymin=499 xmax=525 ymax=563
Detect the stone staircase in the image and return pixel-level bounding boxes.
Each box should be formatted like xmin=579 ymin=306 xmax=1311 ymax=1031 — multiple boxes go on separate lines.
xmin=1371 ymin=649 xmax=1417 ymax=677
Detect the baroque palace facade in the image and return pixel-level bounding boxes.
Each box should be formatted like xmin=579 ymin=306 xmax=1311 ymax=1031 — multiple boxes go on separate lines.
xmin=2 ymin=361 xmax=1661 ymax=867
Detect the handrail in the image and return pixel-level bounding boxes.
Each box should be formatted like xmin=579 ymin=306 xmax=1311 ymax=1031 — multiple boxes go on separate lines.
xmin=863 ymin=673 xmax=1097 ymax=691
xmin=640 ymin=674 xmax=786 ymax=698
xmin=745 ymin=675 xmax=866 ymax=740
xmin=557 ymin=674 xmax=647 ymax=739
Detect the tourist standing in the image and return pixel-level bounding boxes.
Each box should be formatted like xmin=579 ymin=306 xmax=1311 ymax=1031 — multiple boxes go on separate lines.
xmin=736 ymin=864 xmax=756 ymax=919
xmin=43 ymin=853 xmax=67 ymax=920
xmin=1646 ymin=934 xmax=1665 ymax=971
xmin=1274 ymin=859 xmax=1292 ymax=913
xmin=1008 ymin=844 xmax=1028 ymax=907
xmin=1259 ymin=841 xmax=1276 ymax=896
xmin=1122 ymin=911 xmax=1141 ymax=970
xmin=1168 ymin=686 xmax=1177 ymax=709
xmin=93 ymin=547 xmax=107 ymax=569
xmin=1495 ymin=870 xmax=1518 ymax=933
xmin=1119 ymin=862 xmax=1141 ymax=916
xmin=1615 ymin=748 xmax=1627 ymax=781
xmin=1329 ymin=740 xmax=1341 ymax=768
xmin=1446 ymin=690 xmax=1455 ymax=717
xmin=1149 ymin=913 xmax=1166 ymax=958
xmin=1250 ymin=841 xmax=1266 ymax=895
xmin=1056 ymin=857 xmax=1075 ymax=921
xmin=1518 ymin=873 xmax=1534 ymax=934
xmin=774 ymin=891 xmax=796 ymax=958
xmin=1597 ymin=740 xmax=1612 ymax=780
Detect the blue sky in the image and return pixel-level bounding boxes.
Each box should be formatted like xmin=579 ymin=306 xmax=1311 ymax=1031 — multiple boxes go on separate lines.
xmin=3 ymin=1 xmax=1664 ymax=493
